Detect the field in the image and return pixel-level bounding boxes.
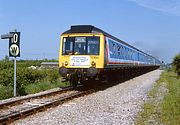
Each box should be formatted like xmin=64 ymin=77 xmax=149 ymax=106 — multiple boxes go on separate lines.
xmin=0 ymin=59 xmax=69 ymax=100
xmin=136 ymin=69 xmax=180 ymax=125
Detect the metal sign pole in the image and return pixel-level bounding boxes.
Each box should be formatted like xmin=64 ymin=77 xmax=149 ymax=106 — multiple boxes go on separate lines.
xmin=14 ymin=57 xmax=16 ymax=96
xmin=1 ymin=30 xmax=20 ymax=97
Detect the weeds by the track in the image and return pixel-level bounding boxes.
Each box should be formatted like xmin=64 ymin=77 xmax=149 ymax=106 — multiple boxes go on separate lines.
xmin=0 ymin=80 xmax=69 ymax=100
xmin=25 ymin=80 xmax=69 ymax=94
xmin=135 ymin=70 xmax=180 ymax=125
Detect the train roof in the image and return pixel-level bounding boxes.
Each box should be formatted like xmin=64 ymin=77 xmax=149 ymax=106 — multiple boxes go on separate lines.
xmin=62 ymin=25 xmax=159 ymax=61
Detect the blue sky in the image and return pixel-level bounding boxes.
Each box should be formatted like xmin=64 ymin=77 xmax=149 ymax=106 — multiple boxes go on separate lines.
xmin=0 ymin=0 xmax=179 ymax=63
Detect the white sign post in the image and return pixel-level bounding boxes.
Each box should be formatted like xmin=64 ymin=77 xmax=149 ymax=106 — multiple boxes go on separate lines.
xmin=14 ymin=57 xmax=17 ymax=96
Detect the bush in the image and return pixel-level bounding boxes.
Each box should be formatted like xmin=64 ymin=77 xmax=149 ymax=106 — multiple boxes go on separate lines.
xmin=17 ymin=67 xmax=47 ymax=85
xmin=47 ymin=69 xmax=59 ymax=83
xmin=0 ymin=66 xmax=48 ymax=96
xmin=0 ymin=68 xmax=14 ymax=87
xmin=0 ymin=61 xmax=13 ymax=70
xmin=0 ymin=85 xmax=13 ymax=100
xmin=0 ymin=59 xmax=61 ymax=98
xmin=172 ymin=53 xmax=180 ymax=77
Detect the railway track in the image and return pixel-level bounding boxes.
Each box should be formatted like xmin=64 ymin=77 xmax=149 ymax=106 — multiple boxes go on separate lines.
xmin=0 ymin=86 xmax=74 ymax=109
xmin=0 ymin=86 xmax=94 ymax=125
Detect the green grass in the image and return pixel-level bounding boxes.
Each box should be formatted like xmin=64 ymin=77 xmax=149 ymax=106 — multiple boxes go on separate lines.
xmin=160 ymin=71 xmax=180 ymax=125
xmin=0 ymin=85 xmax=13 ymax=100
xmin=24 ymin=79 xmax=69 ymax=94
xmin=136 ymin=70 xmax=180 ymax=125
xmin=0 ymin=79 xmax=69 ymax=100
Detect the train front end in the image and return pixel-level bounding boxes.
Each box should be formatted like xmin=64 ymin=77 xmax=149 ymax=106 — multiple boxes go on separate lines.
xmin=59 ymin=26 xmax=105 ymax=87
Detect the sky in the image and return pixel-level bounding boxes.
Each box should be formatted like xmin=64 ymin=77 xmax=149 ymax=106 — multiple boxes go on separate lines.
xmin=0 ymin=0 xmax=179 ymax=63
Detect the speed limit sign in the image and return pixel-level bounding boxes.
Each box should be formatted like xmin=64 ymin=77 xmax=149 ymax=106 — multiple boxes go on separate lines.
xmin=1 ymin=30 xmax=21 ymax=97
xmin=9 ymin=32 xmax=20 ymax=57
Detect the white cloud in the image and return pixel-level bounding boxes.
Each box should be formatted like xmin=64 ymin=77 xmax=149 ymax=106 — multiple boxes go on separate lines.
xmin=129 ymin=0 xmax=180 ymax=16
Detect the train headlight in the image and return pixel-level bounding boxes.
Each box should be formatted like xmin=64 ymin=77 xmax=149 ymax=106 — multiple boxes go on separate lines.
xmin=65 ymin=61 xmax=68 ymax=66
xmin=91 ymin=61 xmax=96 ymax=67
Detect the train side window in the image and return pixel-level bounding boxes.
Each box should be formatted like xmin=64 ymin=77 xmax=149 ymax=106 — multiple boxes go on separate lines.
xmin=113 ymin=43 xmax=116 ymax=56
xmin=117 ymin=45 xmax=121 ymax=58
xmin=134 ymin=51 xmax=137 ymax=61
xmin=127 ymin=48 xmax=129 ymax=60
xmin=131 ymin=50 xmax=133 ymax=60
xmin=128 ymin=48 xmax=130 ymax=60
xmin=126 ymin=48 xmax=128 ymax=59
xmin=122 ymin=46 xmax=125 ymax=59
xmin=130 ymin=49 xmax=132 ymax=59
xmin=120 ymin=45 xmax=123 ymax=58
xmin=125 ymin=47 xmax=127 ymax=59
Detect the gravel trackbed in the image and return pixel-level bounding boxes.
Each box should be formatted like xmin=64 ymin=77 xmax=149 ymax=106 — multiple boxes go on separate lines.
xmin=12 ymin=70 xmax=162 ymax=125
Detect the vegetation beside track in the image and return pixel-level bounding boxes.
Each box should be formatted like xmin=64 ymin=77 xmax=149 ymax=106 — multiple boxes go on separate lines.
xmin=172 ymin=53 xmax=180 ymax=77
xmin=135 ymin=69 xmax=180 ymax=125
xmin=0 ymin=58 xmax=69 ymax=100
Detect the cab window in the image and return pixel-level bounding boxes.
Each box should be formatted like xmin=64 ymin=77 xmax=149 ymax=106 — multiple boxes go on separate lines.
xmin=74 ymin=37 xmax=86 ymax=55
xmin=62 ymin=37 xmax=74 ymax=55
xmin=87 ymin=37 xmax=100 ymax=55
xmin=62 ymin=36 xmax=100 ymax=55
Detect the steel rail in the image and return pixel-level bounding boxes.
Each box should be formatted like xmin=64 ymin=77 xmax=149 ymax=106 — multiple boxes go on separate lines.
xmin=0 ymin=89 xmax=95 ymax=125
xmin=0 ymin=86 xmax=74 ymax=109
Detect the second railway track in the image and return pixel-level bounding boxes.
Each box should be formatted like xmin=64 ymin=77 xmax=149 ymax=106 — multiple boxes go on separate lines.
xmin=0 ymin=86 xmax=94 ymax=125
xmin=0 ymin=86 xmax=76 ymax=109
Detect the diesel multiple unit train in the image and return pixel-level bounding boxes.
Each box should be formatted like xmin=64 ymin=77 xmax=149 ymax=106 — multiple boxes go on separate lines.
xmin=59 ymin=25 xmax=161 ymax=87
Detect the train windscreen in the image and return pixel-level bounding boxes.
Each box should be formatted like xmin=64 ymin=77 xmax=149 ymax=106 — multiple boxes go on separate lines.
xmin=62 ymin=36 xmax=100 ymax=55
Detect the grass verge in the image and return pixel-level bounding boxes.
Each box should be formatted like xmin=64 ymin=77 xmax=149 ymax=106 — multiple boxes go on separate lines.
xmin=0 ymin=79 xmax=69 ymax=100
xmin=135 ymin=70 xmax=180 ymax=125
xmin=0 ymin=85 xmax=13 ymax=100
xmin=24 ymin=79 xmax=69 ymax=94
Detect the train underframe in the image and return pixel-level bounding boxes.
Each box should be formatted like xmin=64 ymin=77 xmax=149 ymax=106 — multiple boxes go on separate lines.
xmin=59 ymin=66 xmax=99 ymax=87
xmin=59 ymin=66 xmax=160 ymax=88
